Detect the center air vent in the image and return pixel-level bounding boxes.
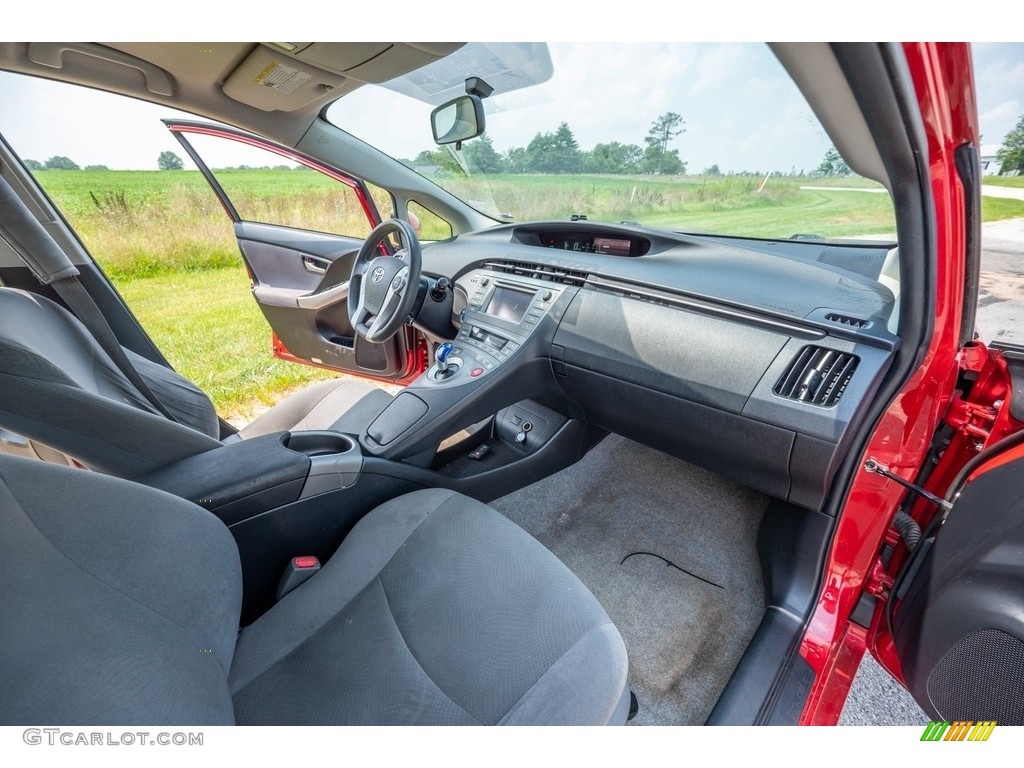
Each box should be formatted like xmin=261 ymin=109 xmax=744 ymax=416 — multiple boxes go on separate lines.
xmin=774 ymin=346 xmax=858 ymax=407
xmin=485 ymin=261 xmax=589 ymax=287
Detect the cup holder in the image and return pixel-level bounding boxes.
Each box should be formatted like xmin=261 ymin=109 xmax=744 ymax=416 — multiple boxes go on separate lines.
xmin=283 ymin=431 xmax=362 ymax=498
xmin=284 ymin=430 xmax=356 ymax=458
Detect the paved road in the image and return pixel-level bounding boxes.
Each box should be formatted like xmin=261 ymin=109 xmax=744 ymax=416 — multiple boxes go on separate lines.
xmin=974 ymin=217 xmax=1024 ymax=346
xmin=981 ymin=183 xmax=1024 ymax=201
xmin=801 ymin=183 xmax=1024 ymax=199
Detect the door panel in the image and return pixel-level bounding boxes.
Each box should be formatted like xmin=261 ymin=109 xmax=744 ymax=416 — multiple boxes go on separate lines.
xmin=892 ymin=457 xmax=1024 ymax=725
xmin=166 ymin=121 xmax=421 ymax=382
xmin=235 ymin=223 xmax=408 ymax=378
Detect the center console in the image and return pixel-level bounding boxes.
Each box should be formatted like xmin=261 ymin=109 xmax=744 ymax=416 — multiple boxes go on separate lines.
xmin=360 ymin=266 xmax=581 ymax=459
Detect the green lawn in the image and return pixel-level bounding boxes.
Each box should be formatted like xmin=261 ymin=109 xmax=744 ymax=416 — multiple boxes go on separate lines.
xmin=982 ymin=196 xmax=1024 ymax=221
xmin=983 ymin=175 xmax=1024 ymax=188
xmin=116 ymin=268 xmax=336 ymax=421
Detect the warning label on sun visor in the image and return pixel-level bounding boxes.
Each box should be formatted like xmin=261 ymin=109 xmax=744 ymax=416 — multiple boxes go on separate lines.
xmin=254 ymin=61 xmax=313 ymax=94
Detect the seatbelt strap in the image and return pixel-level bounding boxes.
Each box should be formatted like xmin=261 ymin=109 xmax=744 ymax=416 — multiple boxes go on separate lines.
xmin=49 ymin=277 xmax=181 ymax=423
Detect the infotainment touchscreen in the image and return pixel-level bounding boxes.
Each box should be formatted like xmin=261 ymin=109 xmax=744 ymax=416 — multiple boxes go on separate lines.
xmin=485 ymin=286 xmax=534 ymax=323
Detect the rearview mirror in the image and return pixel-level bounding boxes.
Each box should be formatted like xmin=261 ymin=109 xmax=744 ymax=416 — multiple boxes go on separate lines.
xmin=431 ymin=95 xmax=485 ymax=146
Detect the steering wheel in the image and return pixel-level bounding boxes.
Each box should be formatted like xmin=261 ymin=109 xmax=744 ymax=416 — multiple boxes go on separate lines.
xmin=348 ymin=219 xmax=422 ymax=343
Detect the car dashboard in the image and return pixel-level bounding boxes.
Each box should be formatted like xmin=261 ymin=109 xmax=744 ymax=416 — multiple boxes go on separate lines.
xmin=421 ymin=221 xmax=898 ymax=511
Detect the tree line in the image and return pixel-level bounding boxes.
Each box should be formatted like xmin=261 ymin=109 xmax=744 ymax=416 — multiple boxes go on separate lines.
xmin=998 ymin=115 xmax=1024 ymax=174
xmin=407 ymin=112 xmax=688 ymax=176
xmin=23 ymin=151 xmax=188 ymax=171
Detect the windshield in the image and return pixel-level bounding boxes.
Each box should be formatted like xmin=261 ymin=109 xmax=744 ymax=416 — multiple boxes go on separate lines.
xmin=327 ymin=42 xmax=895 ymax=240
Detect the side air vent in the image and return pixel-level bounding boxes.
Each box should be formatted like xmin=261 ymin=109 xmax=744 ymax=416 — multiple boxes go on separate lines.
xmin=825 ymin=312 xmax=870 ymax=329
xmin=485 ymin=261 xmax=589 ymax=287
xmin=774 ymin=346 xmax=859 ymax=407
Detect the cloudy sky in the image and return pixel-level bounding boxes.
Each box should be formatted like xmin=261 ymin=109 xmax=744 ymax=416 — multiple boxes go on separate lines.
xmin=0 ymin=41 xmax=1020 ymax=175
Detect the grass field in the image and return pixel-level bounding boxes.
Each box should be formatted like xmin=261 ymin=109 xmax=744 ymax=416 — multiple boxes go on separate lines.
xmin=983 ymin=175 xmax=1024 ymax=188
xmin=28 ymin=168 xmax=1024 ymax=418
xmin=117 ymin=269 xmax=337 ymax=421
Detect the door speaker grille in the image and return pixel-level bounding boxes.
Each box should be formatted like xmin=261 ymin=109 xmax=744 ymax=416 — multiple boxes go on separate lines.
xmin=927 ymin=628 xmax=1024 ymax=725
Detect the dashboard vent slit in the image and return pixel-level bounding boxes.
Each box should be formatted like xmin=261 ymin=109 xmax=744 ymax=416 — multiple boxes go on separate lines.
xmin=774 ymin=345 xmax=859 ymax=408
xmin=825 ymin=312 xmax=869 ymax=329
xmin=485 ymin=260 xmax=589 ymax=287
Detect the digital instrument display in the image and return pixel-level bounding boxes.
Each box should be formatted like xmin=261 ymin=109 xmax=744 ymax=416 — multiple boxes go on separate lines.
xmin=485 ymin=286 xmax=534 ymax=323
xmin=539 ymin=232 xmax=633 ymax=257
xmin=593 ymin=237 xmax=632 ymax=257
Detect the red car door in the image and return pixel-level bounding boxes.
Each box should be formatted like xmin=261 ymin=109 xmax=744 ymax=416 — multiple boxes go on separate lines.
xmin=167 ymin=120 xmax=428 ymax=385
xmin=797 ymin=42 xmax=1024 ymax=726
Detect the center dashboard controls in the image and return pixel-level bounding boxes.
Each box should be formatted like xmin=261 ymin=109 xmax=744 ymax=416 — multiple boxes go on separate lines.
xmin=424 ymin=267 xmax=572 ymax=386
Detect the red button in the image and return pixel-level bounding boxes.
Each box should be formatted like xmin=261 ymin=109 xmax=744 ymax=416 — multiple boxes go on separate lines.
xmin=470 ymin=367 xmax=484 ymax=377
xmin=293 ymin=556 xmax=319 ymax=569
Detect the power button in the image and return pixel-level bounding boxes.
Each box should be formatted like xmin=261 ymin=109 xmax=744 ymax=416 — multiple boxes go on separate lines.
xmin=470 ymin=367 xmax=484 ymax=377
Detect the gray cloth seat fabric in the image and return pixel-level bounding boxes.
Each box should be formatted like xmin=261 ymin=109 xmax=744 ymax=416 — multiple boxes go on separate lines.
xmin=0 ymin=456 xmax=630 ymax=725
xmin=0 ymin=454 xmax=242 ymax=725
xmin=0 ymin=286 xmax=391 ymax=477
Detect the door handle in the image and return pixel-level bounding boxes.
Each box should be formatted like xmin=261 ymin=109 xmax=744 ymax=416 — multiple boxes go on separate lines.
xmin=296 ymin=281 xmax=350 ymax=310
xmin=302 ymin=254 xmax=329 ymax=274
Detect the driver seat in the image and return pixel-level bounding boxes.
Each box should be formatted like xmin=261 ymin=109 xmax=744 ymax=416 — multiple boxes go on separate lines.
xmin=0 ymin=285 xmax=392 ymax=476
xmin=0 ymin=170 xmax=393 ymax=476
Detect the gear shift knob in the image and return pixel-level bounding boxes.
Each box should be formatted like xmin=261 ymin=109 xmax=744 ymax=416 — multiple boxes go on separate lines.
xmin=435 ymin=342 xmax=454 ymax=374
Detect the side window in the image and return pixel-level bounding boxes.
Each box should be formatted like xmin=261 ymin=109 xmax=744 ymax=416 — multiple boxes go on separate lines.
xmin=0 ymin=73 xmax=345 ymax=421
xmin=365 ymin=181 xmax=396 ymax=221
xmin=180 ymin=132 xmax=377 ymax=238
xmin=408 ymin=200 xmax=453 ymax=241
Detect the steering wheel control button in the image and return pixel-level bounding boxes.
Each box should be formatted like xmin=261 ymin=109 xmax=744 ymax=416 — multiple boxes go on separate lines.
xmin=470 ymin=367 xmax=484 ymax=377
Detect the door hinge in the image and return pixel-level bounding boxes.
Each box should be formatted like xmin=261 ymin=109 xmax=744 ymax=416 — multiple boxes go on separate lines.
xmin=943 ymin=395 xmax=997 ymax=444
xmin=959 ymin=341 xmax=990 ymax=373
xmin=864 ymin=560 xmax=895 ymax=599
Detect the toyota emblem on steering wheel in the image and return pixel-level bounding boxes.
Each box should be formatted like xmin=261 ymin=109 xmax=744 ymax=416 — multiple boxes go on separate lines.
xmin=371 ymin=266 xmax=386 ymax=283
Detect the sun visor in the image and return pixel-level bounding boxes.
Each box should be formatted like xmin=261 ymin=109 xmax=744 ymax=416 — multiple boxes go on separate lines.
xmin=296 ymin=42 xmax=464 ymax=84
xmin=222 ymin=45 xmax=346 ymax=112
xmin=222 ymin=43 xmax=466 ymax=113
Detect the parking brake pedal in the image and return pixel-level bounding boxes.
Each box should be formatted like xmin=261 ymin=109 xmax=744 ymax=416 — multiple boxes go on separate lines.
xmin=277 ymin=556 xmax=321 ymax=601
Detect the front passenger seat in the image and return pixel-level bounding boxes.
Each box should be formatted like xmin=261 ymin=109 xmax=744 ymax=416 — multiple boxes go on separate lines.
xmin=0 ymin=454 xmax=631 ymax=725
